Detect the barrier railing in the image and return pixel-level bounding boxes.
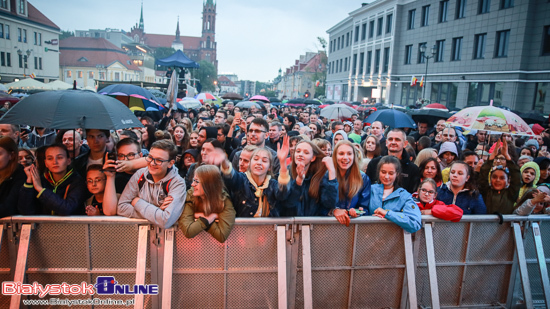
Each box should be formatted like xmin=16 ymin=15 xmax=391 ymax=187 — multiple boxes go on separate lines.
xmin=1 ymin=215 xmax=549 ymax=309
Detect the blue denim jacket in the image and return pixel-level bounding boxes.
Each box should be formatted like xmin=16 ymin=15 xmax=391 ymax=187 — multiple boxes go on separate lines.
xmin=369 ymin=184 xmax=422 ymax=233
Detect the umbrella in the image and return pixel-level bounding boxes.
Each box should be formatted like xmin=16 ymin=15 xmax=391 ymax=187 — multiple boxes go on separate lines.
xmin=409 ymin=109 xmax=451 ymax=126
xmin=323 ymin=100 xmax=335 ymax=105
xmin=320 ymin=104 xmax=358 ymax=120
xmin=166 ymin=70 xmax=178 ymax=110
xmin=285 ymin=102 xmax=306 ymax=107
xmin=249 ymin=95 xmax=270 ymax=103
xmin=423 ymin=103 xmax=448 ymax=111
xmin=365 ymin=109 xmax=417 ymax=129
xmin=304 ymin=99 xmax=322 ymax=106
xmin=0 ymin=92 xmax=20 ymax=104
xmin=99 ymin=84 xmax=164 ymax=111
xmin=5 ymin=78 xmax=47 ymax=90
xmin=148 ymin=89 xmax=166 ymax=99
xmin=446 ymin=105 xmax=534 ymax=136
xmin=45 ymin=80 xmax=73 ymax=90
xmin=519 ymin=112 xmax=546 ymax=125
xmin=236 ymin=101 xmax=262 ymax=109
xmin=356 ymin=105 xmax=377 ymax=112
xmin=268 ymin=97 xmax=281 ymax=103
xmin=0 ymin=90 xmax=142 ymax=130
xmin=221 ymin=92 xmax=243 ymax=100
xmin=174 ymin=102 xmax=188 ymax=112
xmin=180 ymin=101 xmax=202 ymax=109
xmin=195 ymin=93 xmax=216 ymax=102
xmin=99 ymin=84 xmax=158 ymax=102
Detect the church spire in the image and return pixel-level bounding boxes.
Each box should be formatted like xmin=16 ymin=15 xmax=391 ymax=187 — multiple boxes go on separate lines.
xmin=138 ymin=1 xmax=144 ymax=31
xmin=175 ymin=16 xmax=180 ymax=40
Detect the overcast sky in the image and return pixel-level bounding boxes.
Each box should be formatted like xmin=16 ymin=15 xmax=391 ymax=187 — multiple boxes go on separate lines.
xmin=32 ymin=0 xmax=365 ymax=82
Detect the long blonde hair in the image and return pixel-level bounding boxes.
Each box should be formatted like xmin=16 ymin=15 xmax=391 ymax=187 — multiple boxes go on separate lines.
xmin=332 ymin=140 xmax=363 ymax=200
xmin=194 ymin=165 xmax=225 ymax=215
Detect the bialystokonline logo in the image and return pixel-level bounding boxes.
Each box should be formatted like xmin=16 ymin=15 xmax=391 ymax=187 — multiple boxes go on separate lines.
xmin=2 ymin=276 xmax=158 ymax=297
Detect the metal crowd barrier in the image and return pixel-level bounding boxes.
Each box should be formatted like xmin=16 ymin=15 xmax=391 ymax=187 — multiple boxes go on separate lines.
xmin=0 ymin=215 xmax=549 ymax=309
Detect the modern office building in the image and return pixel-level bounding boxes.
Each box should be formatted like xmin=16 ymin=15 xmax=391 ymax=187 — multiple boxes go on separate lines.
xmin=326 ymin=0 xmax=550 ymax=113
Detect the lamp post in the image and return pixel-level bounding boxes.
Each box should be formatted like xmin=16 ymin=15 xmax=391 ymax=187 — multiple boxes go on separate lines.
xmin=419 ymin=44 xmax=436 ymax=101
xmin=17 ymin=49 xmax=32 ymax=78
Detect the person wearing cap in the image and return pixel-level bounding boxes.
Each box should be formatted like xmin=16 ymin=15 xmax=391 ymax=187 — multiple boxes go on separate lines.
xmin=478 ymin=137 xmax=521 ymax=214
xmin=438 ymin=141 xmax=459 ymax=171
xmin=514 ymin=184 xmax=550 ymax=215
xmin=525 ymin=139 xmax=540 ymax=156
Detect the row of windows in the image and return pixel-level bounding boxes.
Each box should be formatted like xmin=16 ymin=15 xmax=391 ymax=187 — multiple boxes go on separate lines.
xmin=66 ymin=70 xmax=138 ymax=81
xmin=329 ymin=47 xmax=391 ymax=76
xmin=408 ymin=0 xmax=514 ymax=30
xmin=329 ymin=13 xmax=393 ymax=53
xmin=404 ymin=30 xmax=511 ymax=64
xmin=0 ymin=52 xmax=43 ymax=70
xmin=0 ymin=24 xmax=43 ymax=45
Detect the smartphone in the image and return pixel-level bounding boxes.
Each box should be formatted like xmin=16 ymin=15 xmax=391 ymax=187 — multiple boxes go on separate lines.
xmin=235 ymin=112 xmax=241 ymax=119
xmin=542 ymin=146 xmax=548 ymax=153
xmin=20 ymin=128 xmax=31 ymax=135
xmin=104 ymin=153 xmax=117 ymax=172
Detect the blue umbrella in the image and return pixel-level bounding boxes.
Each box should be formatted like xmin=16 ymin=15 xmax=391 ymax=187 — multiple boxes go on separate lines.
xmin=364 ymin=109 xmax=417 ymax=129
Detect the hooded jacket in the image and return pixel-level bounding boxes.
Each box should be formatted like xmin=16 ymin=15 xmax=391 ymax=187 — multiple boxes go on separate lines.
xmin=438 ymin=142 xmax=459 ymax=170
xmin=18 ymin=168 xmax=87 ymax=215
xmin=478 ymin=159 xmax=520 ymax=214
xmin=0 ymin=165 xmax=26 ymax=217
xmin=25 ymin=128 xmax=57 ymax=148
xmin=436 ymin=183 xmax=487 ymax=214
xmin=283 ymin=172 xmax=338 ymax=216
xmin=369 ymin=184 xmax=422 ymax=233
xmin=332 ymin=130 xmax=348 ymax=146
xmin=518 ymin=162 xmax=540 ymax=204
xmin=117 ymin=166 xmax=186 ymax=229
xmin=413 ymin=195 xmax=463 ymax=222
xmin=366 ymin=149 xmax=421 ymax=194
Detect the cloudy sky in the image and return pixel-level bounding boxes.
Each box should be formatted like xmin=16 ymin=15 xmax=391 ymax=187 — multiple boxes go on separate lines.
xmin=32 ymin=0 xmax=365 ymax=82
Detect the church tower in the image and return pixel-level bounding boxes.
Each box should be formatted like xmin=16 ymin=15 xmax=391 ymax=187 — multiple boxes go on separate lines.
xmin=172 ymin=17 xmax=183 ymax=51
xmin=200 ymin=0 xmax=217 ymax=71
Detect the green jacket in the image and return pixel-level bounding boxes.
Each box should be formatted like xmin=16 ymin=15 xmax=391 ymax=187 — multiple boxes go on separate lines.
xmin=478 ymin=159 xmax=520 ymax=214
xmin=178 ymin=188 xmax=236 ymax=243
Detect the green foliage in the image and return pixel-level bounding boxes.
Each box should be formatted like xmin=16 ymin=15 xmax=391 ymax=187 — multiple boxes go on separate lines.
xmin=195 ymin=60 xmax=217 ymax=91
xmin=154 ymin=47 xmax=176 ymax=70
xmin=60 ymin=30 xmax=74 ymax=40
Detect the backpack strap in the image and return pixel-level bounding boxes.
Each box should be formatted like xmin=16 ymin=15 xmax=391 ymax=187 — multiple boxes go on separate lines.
xmin=137 ymin=173 xmax=146 ymax=191
xmin=162 ymin=178 xmax=172 ymax=196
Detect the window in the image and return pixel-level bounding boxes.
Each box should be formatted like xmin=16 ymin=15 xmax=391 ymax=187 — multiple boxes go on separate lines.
xmin=369 ymin=20 xmax=375 ymax=38
xmin=344 ymin=57 xmax=348 ymax=71
xmin=408 ymin=9 xmax=416 ymax=29
xmin=355 ymin=26 xmax=359 ymax=42
xmin=23 ymin=29 xmax=26 ymax=43
xmin=430 ymin=83 xmax=458 ymax=109
xmin=23 ymin=55 xmax=27 ymax=69
xmin=18 ymin=0 xmax=25 ymax=14
xmin=341 ymin=35 xmax=345 ymax=48
xmin=346 ymin=33 xmax=350 ymax=46
xmin=33 ymin=31 xmax=37 ymax=45
xmin=543 ymin=26 xmax=550 ymax=56
xmin=18 ymin=54 xmax=22 ymax=68
xmin=439 ymin=0 xmax=449 ymax=22
xmin=339 ymin=59 xmax=343 ymax=72
xmin=33 ymin=56 xmax=37 ymax=69
xmin=352 ymin=54 xmax=357 ymax=75
xmin=5 ymin=25 xmax=9 ymax=39
xmin=495 ymin=30 xmax=510 ymax=57
xmin=474 ymin=33 xmax=487 ymax=59
xmin=377 ymin=17 xmax=383 ymax=36
xmin=0 ymin=23 xmax=3 ymax=38
xmin=383 ymin=47 xmax=390 ymax=72
xmin=359 ymin=52 xmax=364 ymax=74
xmin=479 ymin=0 xmax=491 ymax=14
xmin=421 ymin=5 xmax=430 ymax=27
xmin=0 ymin=52 xmax=4 ymax=66
xmin=500 ymin=0 xmax=513 ymax=9
xmin=361 ymin=23 xmax=367 ymax=40
xmin=366 ymin=51 xmax=372 ymax=75
xmin=17 ymin=28 xmax=21 ymax=42
xmin=533 ymin=83 xmax=548 ymax=112
xmin=418 ymin=42 xmax=427 ymax=63
xmin=435 ymin=40 xmax=445 ymax=62
xmin=451 ymin=37 xmax=463 ymax=61
xmin=115 ymin=72 xmax=120 ymax=81
xmin=456 ymin=0 xmax=466 ymax=19
xmin=337 ymin=37 xmax=341 ymax=50
xmin=0 ymin=0 xmax=7 ymax=9
xmin=405 ymin=45 xmax=413 ymax=64
xmin=38 ymin=57 xmax=41 ymax=70
xmin=38 ymin=33 xmax=41 ymax=46
xmin=401 ymin=84 xmax=420 ymax=106
xmin=468 ymin=82 xmax=504 ymax=106
xmin=374 ymin=49 xmax=381 ymax=73
xmin=99 ymin=72 xmax=106 ymax=80
xmin=77 ymin=71 xmax=82 ymax=78
xmin=329 ymin=41 xmax=332 ymax=53
xmin=66 ymin=70 xmax=72 ymax=78
xmin=6 ymin=52 xmax=10 ymax=66
xmin=386 ymin=14 xmax=393 ymax=34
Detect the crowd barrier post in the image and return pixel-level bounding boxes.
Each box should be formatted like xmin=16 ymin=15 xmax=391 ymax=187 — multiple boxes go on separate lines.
xmin=531 ymin=221 xmax=550 ymax=306
xmin=300 ymin=224 xmax=313 ymax=309
xmin=134 ymin=224 xmax=149 ymax=308
xmin=277 ymin=225 xmax=289 ymax=309
xmin=286 ymin=224 xmax=300 ymax=309
xmin=513 ymin=222 xmax=534 ymax=308
xmin=161 ymin=227 xmax=175 ymax=309
xmin=423 ymin=223 xmax=440 ymax=309
xmin=9 ymin=223 xmax=32 ymax=309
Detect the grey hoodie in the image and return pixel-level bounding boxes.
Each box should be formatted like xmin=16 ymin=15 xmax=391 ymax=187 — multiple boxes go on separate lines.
xmin=117 ymin=166 xmax=187 ymax=229
xmin=332 ymin=129 xmax=348 ymax=146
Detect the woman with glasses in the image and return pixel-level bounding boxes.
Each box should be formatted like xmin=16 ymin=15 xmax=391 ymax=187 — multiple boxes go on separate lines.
xmin=414 ymin=178 xmax=463 ymax=222
xmin=178 ymin=165 xmax=235 ymax=243
xmin=478 ymin=137 xmax=520 ymax=214
xmin=437 ymin=161 xmax=486 ymax=214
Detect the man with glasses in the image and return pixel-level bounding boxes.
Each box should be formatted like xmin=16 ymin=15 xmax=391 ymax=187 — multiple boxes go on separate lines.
xmin=231 ymin=118 xmax=281 ymax=174
xmin=117 ymin=140 xmax=186 ymax=229
xmin=104 ymin=138 xmax=143 ymax=194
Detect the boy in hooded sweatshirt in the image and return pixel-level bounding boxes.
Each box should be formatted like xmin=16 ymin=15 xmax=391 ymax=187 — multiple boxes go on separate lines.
xmin=516 ymin=162 xmax=540 ymax=206
xmin=439 ymin=141 xmax=459 ymax=183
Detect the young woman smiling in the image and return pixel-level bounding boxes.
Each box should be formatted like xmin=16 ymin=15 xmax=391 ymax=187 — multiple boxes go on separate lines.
xmin=437 ymin=161 xmax=486 ymax=214
xmin=419 ymin=157 xmax=443 ymax=187
xmin=284 ymin=140 xmax=338 ymax=216
xmin=368 ymin=156 xmax=421 ymax=233
xmin=331 ymin=140 xmax=371 ymax=226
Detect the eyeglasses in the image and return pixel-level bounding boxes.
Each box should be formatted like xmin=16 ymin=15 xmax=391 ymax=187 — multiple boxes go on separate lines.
xmin=420 ymin=188 xmax=436 ymax=195
xmin=145 ymin=155 xmax=170 ymax=165
xmin=494 ymin=157 xmax=506 ymax=162
xmin=87 ymin=178 xmax=105 ymax=185
xmin=117 ymin=152 xmax=139 ymax=160
xmin=249 ymin=129 xmax=266 ymax=135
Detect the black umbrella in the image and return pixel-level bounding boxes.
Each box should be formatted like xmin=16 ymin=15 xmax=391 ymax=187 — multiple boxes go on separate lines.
xmin=221 ymin=92 xmax=243 ymax=100
xmin=409 ymin=109 xmax=452 ymax=126
xmin=520 ymin=112 xmax=546 ymax=125
xmin=268 ymin=97 xmax=281 ymax=103
xmin=0 ymin=90 xmax=142 ymax=130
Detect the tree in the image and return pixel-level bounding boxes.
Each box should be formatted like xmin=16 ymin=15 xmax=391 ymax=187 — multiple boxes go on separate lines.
xmin=194 ymin=60 xmax=217 ymax=92
xmin=60 ymin=30 xmax=74 ymax=40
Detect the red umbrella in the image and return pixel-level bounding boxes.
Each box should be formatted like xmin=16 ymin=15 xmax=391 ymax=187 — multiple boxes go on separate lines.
xmin=424 ymin=103 xmax=448 ymax=111
xmin=319 ymin=104 xmax=330 ymax=108
xmin=0 ymin=92 xmax=20 ymax=104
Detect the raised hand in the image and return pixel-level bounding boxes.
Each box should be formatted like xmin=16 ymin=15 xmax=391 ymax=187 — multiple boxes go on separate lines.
xmin=204 ymin=148 xmax=227 ymax=166
xmin=277 ymin=136 xmax=290 ymax=163
xmin=322 ymin=156 xmax=336 ymax=180
xmin=102 ymin=153 xmax=116 ymax=177
xmin=295 ymin=162 xmax=307 ymax=186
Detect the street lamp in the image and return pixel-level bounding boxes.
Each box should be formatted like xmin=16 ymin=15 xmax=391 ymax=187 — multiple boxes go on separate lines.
xmin=419 ymin=44 xmax=436 ymax=101
xmin=17 ymin=49 xmax=32 ymax=78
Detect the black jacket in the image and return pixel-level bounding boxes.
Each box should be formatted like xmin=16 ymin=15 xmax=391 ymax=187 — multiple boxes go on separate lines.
xmin=366 ymin=150 xmax=420 ymax=194
xmin=0 ymin=165 xmax=26 ymax=218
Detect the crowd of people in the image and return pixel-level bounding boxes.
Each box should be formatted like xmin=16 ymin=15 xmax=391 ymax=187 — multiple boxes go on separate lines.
xmin=1 ymin=100 xmax=549 ymax=243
